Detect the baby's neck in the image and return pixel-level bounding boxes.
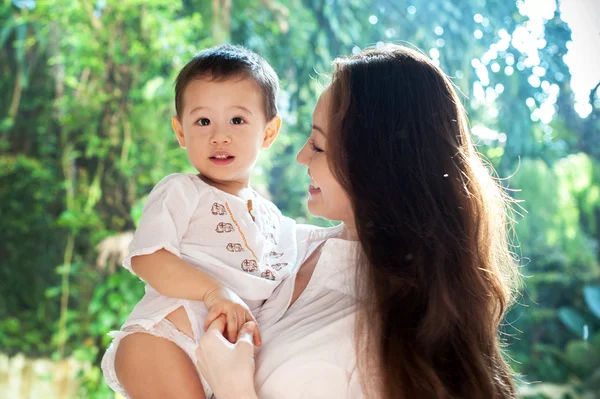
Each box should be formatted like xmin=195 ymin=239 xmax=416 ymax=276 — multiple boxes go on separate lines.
xmin=198 ymin=173 xmax=252 ymax=198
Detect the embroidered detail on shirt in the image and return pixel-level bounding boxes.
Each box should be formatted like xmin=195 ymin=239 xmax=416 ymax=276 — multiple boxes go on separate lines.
xmin=267 ymin=232 xmax=278 ymax=245
xmin=268 ymin=251 xmax=283 ymax=258
xmin=215 ymin=222 xmax=234 ymax=233
xmin=271 ymin=263 xmax=287 ymax=271
xmin=211 ymin=203 xmax=227 ymax=215
xmin=261 ymin=270 xmax=276 ymax=280
xmin=226 ymin=243 xmax=244 ymax=252
xmin=224 ymin=202 xmax=259 ymax=262
xmin=241 ymin=259 xmax=259 ymax=272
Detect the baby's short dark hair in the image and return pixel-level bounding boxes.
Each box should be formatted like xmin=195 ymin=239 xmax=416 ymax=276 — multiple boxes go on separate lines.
xmin=175 ymin=44 xmax=279 ymax=120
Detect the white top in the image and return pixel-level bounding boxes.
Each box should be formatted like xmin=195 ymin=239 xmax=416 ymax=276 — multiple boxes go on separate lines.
xmin=253 ymin=224 xmax=365 ymax=399
xmin=120 ymin=173 xmax=297 ymax=339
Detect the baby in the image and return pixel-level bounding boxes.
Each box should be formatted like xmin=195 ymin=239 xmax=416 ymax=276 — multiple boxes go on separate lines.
xmin=101 ymin=44 xmax=297 ymax=398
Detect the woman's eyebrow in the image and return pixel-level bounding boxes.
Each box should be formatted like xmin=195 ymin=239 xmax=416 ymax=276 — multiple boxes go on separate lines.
xmin=312 ymin=124 xmax=326 ymax=135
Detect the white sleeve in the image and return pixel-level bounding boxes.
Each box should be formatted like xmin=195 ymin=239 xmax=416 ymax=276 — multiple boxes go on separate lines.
xmin=122 ymin=174 xmax=200 ymax=274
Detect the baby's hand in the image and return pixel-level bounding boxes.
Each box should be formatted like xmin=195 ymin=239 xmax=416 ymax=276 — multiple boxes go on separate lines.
xmin=203 ymin=286 xmax=262 ymax=346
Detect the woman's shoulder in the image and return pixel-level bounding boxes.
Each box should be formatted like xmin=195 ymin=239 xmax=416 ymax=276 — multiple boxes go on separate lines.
xmin=296 ymin=223 xmax=344 ymax=241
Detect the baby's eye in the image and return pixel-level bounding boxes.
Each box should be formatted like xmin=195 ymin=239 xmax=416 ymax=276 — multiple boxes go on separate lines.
xmin=231 ymin=117 xmax=245 ymax=125
xmin=197 ymin=118 xmax=211 ymax=126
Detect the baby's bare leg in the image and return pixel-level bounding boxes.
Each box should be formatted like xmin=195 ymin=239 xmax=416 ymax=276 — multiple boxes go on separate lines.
xmin=115 ymin=332 xmax=207 ymax=399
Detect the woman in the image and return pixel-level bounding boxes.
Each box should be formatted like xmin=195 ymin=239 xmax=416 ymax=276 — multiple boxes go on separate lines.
xmin=196 ymin=44 xmax=519 ymax=398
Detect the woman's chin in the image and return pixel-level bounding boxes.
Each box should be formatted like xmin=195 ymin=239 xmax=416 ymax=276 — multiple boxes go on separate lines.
xmin=306 ymin=198 xmax=323 ymax=217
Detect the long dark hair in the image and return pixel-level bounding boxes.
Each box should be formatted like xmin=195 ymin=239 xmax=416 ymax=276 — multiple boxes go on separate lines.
xmin=328 ymin=45 xmax=519 ymax=398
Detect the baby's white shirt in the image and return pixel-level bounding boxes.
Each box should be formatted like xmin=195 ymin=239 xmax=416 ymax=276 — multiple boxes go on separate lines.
xmin=119 ymin=173 xmax=297 ymax=338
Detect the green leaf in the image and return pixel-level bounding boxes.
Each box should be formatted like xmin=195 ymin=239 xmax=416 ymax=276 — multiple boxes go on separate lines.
xmin=584 ymin=285 xmax=600 ymax=320
xmin=557 ymin=307 xmax=588 ymax=338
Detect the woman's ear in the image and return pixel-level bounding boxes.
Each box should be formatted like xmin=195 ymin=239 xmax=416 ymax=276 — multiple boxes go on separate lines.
xmin=172 ymin=116 xmax=186 ymax=148
xmin=262 ymin=116 xmax=282 ymax=149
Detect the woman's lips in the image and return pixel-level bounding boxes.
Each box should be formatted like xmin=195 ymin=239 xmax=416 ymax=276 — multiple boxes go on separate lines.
xmin=308 ymin=185 xmax=321 ymax=195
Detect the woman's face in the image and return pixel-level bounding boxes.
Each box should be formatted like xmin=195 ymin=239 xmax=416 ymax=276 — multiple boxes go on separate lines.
xmin=296 ymin=88 xmax=354 ymax=227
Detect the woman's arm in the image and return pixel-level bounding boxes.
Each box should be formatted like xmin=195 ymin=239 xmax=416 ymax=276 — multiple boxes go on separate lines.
xmin=196 ymin=316 xmax=259 ymax=399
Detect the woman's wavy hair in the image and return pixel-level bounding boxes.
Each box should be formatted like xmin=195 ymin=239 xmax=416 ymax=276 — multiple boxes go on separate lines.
xmin=328 ymin=44 xmax=519 ymax=398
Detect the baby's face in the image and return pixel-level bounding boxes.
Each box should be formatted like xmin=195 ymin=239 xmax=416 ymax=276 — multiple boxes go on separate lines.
xmin=172 ymin=76 xmax=279 ymax=188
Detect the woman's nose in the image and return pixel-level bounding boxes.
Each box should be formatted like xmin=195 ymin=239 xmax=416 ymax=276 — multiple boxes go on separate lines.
xmin=296 ymin=142 xmax=310 ymax=165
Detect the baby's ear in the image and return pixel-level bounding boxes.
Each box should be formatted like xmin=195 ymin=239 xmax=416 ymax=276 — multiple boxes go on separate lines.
xmin=172 ymin=116 xmax=186 ymax=148
xmin=262 ymin=116 xmax=282 ymax=149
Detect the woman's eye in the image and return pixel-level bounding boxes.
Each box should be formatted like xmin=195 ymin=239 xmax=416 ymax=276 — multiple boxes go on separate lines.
xmin=197 ymin=118 xmax=211 ymax=126
xmin=310 ymin=140 xmax=324 ymax=153
xmin=231 ymin=117 xmax=245 ymax=125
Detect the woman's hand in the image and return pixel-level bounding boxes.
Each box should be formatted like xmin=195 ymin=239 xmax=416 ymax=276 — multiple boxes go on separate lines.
xmin=203 ymin=286 xmax=262 ymax=346
xmin=196 ymin=315 xmax=259 ymax=399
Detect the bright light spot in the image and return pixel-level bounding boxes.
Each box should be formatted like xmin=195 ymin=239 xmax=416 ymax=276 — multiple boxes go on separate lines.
xmin=474 ymin=30 xmax=483 ymax=39
xmin=518 ymin=0 xmax=556 ymax=20
xmin=541 ymin=80 xmax=550 ymax=91
xmin=528 ymin=75 xmax=541 ymax=87
xmin=526 ymin=97 xmax=536 ymax=107
xmin=560 ymin=0 xmax=600 ymax=117
xmin=538 ymin=101 xmax=555 ymax=123
xmin=537 ymin=38 xmax=547 ymax=49
xmin=435 ymin=26 xmax=444 ymax=35
xmin=352 ymin=46 xmax=361 ymax=55
xmin=376 ymin=41 xmax=385 ymax=48
xmin=495 ymin=83 xmax=505 ymax=93
xmin=455 ymin=70 xmax=464 ymax=79
xmin=474 ymin=63 xmax=490 ymax=86
xmin=474 ymin=13 xmax=483 ymax=23
xmin=481 ymin=18 xmax=490 ymax=27
xmin=407 ymin=5 xmax=416 ymax=14
xmin=575 ymin=102 xmax=593 ymax=118
xmin=430 ymin=48 xmax=440 ymax=59
xmin=584 ymin=325 xmax=589 ymax=341
xmin=432 ymin=58 xmax=440 ymax=67
xmin=491 ymin=62 xmax=501 ymax=72
xmin=436 ymin=38 xmax=445 ymax=47
xmin=385 ymin=28 xmax=396 ymax=38
xmin=505 ymin=53 xmax=515 ymax=65
xmin=471 ymin=58 xmax=481 ymax=68
xmin=505 ymin=66 xmax=514 ymax=75
xmin=473 ymin=82 xmax=485 ymax=101
xmin=472 ymin=125 xmax=500 ymax=142
xmin=517 ymin=61 xmax=526 ymax=71
xmin=498 ymin=29 xmax=511 ymax=40
xmin=369 ymin=15 xmax=378 ymax=24
xmin=533 ymin=66 xmax=546 ymax=76
xmin=555 ymin=72 xmax=564 ymax=81
xmin=498 ymin=133 xmax=507 ymax=143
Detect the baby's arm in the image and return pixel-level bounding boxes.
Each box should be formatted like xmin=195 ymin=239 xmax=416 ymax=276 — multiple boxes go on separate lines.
xmin=131 ymin=249 xmax=220 ymax=301
xmin=132 ymin=249 xmax=261 ymax=345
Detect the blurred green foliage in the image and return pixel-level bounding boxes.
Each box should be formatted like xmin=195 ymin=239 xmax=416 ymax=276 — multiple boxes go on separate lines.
xmin=1 ymin=0 xmax=598 ymax=397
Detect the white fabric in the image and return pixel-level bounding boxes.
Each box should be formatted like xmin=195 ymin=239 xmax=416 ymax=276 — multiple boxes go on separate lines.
xmin=117 ymin=173 xmax=297 ymax=339
xmin=254 ymin=224 xmax=366 ymax=399
xmin=101 ymin=318 xmax=212 ymax=398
